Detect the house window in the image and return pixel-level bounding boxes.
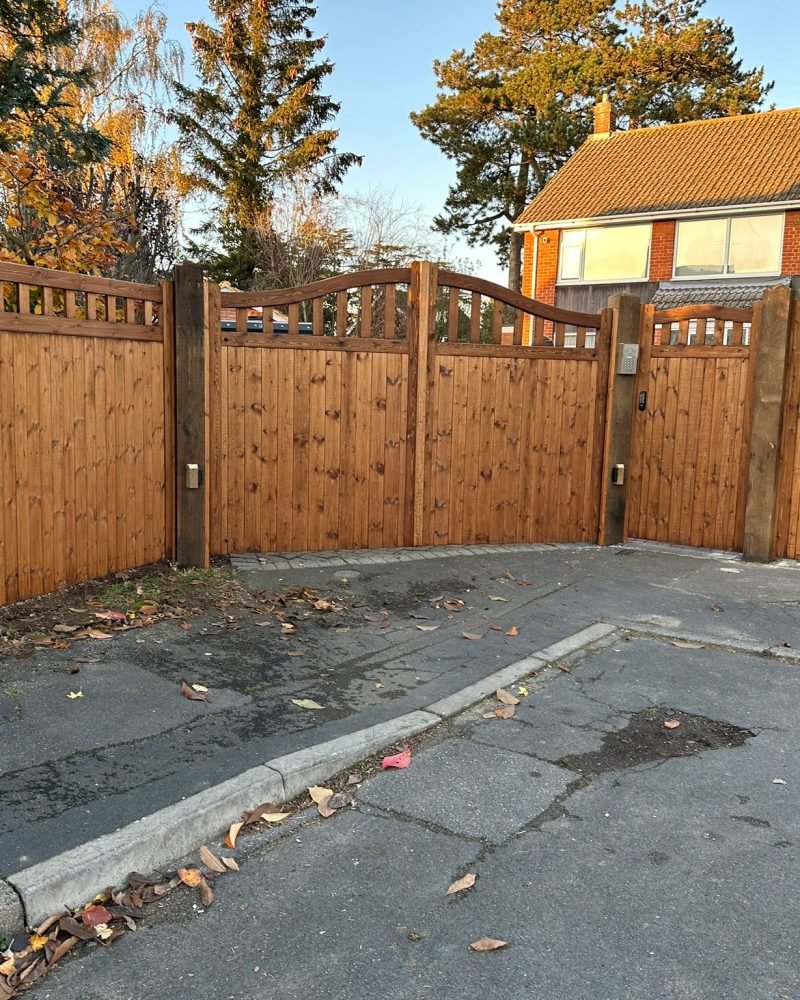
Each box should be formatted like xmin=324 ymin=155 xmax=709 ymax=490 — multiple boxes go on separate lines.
xmin=674 ymin=213 xmax=783 ymax=278
xmin=558 ymin=224 xmax=651 ymax=284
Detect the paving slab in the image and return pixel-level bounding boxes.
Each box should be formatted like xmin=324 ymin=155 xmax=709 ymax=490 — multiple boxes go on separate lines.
xmin=357 ymin=737 xmax=574 ymax=843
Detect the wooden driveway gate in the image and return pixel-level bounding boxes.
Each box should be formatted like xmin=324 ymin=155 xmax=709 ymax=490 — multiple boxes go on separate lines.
xmin=626 ymin=303 xmax=760 ymax=552
xmin=206 ymin=263 xmax=611 ymax=555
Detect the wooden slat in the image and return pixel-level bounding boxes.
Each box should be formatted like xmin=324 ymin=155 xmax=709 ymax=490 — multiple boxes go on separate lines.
xmin=288 ymin=303 xmax=300 ymax=337
xmin=695 ymin=318 xmax=707 ymax=345
xmin=18 ymin=283 xmax=30 ymax=314
xmin=437 ymin=344 xmax=600 ymax=360
xmin=384 ymin=284 xmax=396 ymax=340
xmin=491 ymin=299 xmax=503 ymax=344
xmin=42 ymin=285 xmax=54 ymax=317
xmin=470 ymin=292 xmax=481 ymax=343
xmin=448 ymin=287 xmax=460 ymax=343
xmin=513 ymin=310 xmax=523 ymax=346
xmin=677 ymin=319 xmax=690 ymax=345
xmin=161 ymin=279 xmax=176 ymax=560
xmin=533 ymin=315 xmax=545 ymax=346
xmin=224 ymin=268 xmax=412 ymax=307
xmin=236 ymin=307 xmax=248 ymax=334
xmin=125 ymin=298 xmax=137 ymax=324
xmin=731 ymin=321 xmax=745 ymax=346
xmin=652 ymin=345 xmax=749 ymax=359
xmin=221 ymin=334 xmax=407 ymax=354
xmin=312 ymin=296 xmax=323 ymax=337
xmin=552 ymin=322 xmax=565 ymax=347
xmin=360 ymin=286 xmax=372 ymax=339
xmin=336 ymin=290 xmax=348 ymax=336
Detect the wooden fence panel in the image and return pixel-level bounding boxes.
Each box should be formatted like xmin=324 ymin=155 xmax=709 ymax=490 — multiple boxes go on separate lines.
xmin=0 ymin=263 xmax=170 ymax=605
xmin=423 ymin=353 xmax=607 ymax=546
xmin=626 ymin=308 xmax=756 ymax=551
xmin=209 ymin=344 xmax=410 ymax=553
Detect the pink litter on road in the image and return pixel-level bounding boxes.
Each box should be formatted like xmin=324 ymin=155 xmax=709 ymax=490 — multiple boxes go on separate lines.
xmin=381 ymin=749 xmax=412 ymax=769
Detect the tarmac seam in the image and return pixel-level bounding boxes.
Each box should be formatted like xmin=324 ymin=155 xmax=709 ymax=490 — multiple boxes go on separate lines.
xmin=4 ymin=621 xmax=618 ymax=929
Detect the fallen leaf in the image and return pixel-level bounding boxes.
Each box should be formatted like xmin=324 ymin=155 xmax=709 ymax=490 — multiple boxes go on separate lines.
xmin=463 ymin=632 xmax=484 ymax=640
xmin=53 ymin=624 xmax=80 ymax=633
xmin=556 ymin=663 xmax=572 ymax=674
xmin=671 ymin=640 xmax=704 ymax=649
xmin=470 ymin=937 xmax=509 ymax=952
xmin=495 ymin=705 xmax=516 ymax=719
xmin=181 ymin=680 xmax=208 ymax=702
xmin=177 ymin=867 xmax=202 ymax=888
xmin=488 ymin=596 xmax=509 ymax=602
xmin=505 ymin=626 xmax=519 ymax=637
xmin=192 ymin=683 xmax=209 ymax=693
xmin=327 ymin=792 xmax=352 ymax=810
xmin=292 ymin=698 xmax=325 ymax=710
xmin=260 ymin=812 xmax=291 ymax=823
xmin=243 ymin=802 xmax=282 ymax=825
xmin=58 ymin=916 xmax=97 ymax=941
xmin=429 ymin=594 xmax=444 ymax=604
xmin=382 ymin=749 xmax=412 ymax=769
xmin=773 ymin=778 xmax=787 ymax=785
xmin=222 ymin=857 xmax=240 ymax=872
xmin=447 ymin=873 xmax=476 ymax=895
xmin=46 ymin=934 xmax=79 ymax=965
xmin=496 ymin=688 xmax=520 ymax=706
xmin=346 ymin=773 xmax=362 ymax=785
xmin=199 ymin=846 xmax=227 ymax=874
xmin=81 ymin=904 xmax=112 ymax=927
xmin=28 ymin=934 xmax=49 ymax=952
xmin=308 ymin=785 xmax=333 ymax=804
xmin=67 ymin=690 xmax=83 ymax=699
xmin=710 ymin=603 xmax=724 ymax=613
xmin=281 ymin=622 xmax=297 ymax=634
xmin=517 ymin=686 xmax=529 ymax=697
xmin=226 ymin=821 xmax=244 ymax=850
xmin=95 ymin=610 xmax=127 ymax=621
xmin=416 ymin=624 xmax=439 ymax=632
xmin=482 ymin=711 xmax=496 ymax=719
xmin=93 ymin=923 xmax=114 ymax=941
xmin=180 ymin=621 xmax=192 ymax=631
xmin=374 ymin=682 xmax=384 ymax=689
xmin=198 ymin=877 xmax=214 ymax=907
xmin=0 ymin=957 xmax=15 ymax=976
xmin=288 ymin=651 xmax=303 ymax=657
xmin=86 ymin=629 xmax=113 ymax=640
xmin=444 ymin=599 xmax=465 ymax=612
xmin=663 ymin=719 xmax=681 ymax=730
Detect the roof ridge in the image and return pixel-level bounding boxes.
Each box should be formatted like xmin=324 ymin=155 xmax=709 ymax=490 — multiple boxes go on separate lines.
xmin=602 ymin=105 xmax=800 ymax=141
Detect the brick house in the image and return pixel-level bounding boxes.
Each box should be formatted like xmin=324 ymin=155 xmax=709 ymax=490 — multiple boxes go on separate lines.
xmin=514 ymin=101 xmax=800 ymax=317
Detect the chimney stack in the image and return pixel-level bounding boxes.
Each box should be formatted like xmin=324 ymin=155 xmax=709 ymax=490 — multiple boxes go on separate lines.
xmin=593 ymin=95 xmax=616 ymax=137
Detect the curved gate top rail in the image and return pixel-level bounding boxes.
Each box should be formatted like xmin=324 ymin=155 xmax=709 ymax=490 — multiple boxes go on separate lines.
xmin=219 ymin=262 xmax=604 ymax=350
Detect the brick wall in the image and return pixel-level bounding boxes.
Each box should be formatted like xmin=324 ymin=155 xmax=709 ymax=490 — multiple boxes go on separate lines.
xmin=649 ymin=220 xmax=675 ymax=281
xmin=534 ymin=230 xmax=560 ymax=305
xmin=782 ymin=210 xmax=800 ymax=276
xmin=521 ymin=230 xmax=534 ymax=298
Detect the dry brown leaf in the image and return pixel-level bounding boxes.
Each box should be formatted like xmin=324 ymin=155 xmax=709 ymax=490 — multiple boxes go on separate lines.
xmin=505 ymin=626 xmax=519 ymax=637
xmin=53 ymin=624 xmax=80 ymax=633
xmin=470 ymin=937 xmax=509 ymax=952
xmin=495 ymin=705 xmax=516 ymax=719
xmin=85 ymin=629 xmax=113 ymax=640
xmin=463 ymin=632 xmax=484 ymax=641
xmin=496 ymin=688 xmax=520 ymax=706
xmin=260 ymin=812 xmax=291 ymax=823
xmin=292 ymin=698 xmax=325 ymax=710
xmin=447 ymin=873 xmax=476 ymax=895
xmin=199 ymin=845 xmax=227 ymax=874
xmin=198 ymin=877 xmax=214 ymax=908
xmin=226 ymin=821 xmax=244 ymax=850
xmin=222 ymin=857 xmax=240 ymax=872
xmin=664 ymin=719 xmax=681 ymax=730
xmin=181 ymin=680 xmax=207 ymax=702
xmin=81 ymin=904 xmax=112 ymax=927
xmin=0 ymin=957 xmax=16 ymax=977
xmin=416 ymin=624 xmax=439 ymax=632
xmin=429 ymin=594 xmax=444 ymax=604
xmin=177 ymin=867 xmax=202 ymax=888
xmin=281 ymin=622 xmax=297 ymax=633
xmin=308 ymin=785 xmax=333 ymax=804
xmin=346 ymin=773 xmax=363 ymax=785
xmin=327 ymin=792 xmax=352 ymax=810
xmin=191 ymin=683 xmax=209 ymax=694
xmin=444 ymin=599 xmax=465 ymax=612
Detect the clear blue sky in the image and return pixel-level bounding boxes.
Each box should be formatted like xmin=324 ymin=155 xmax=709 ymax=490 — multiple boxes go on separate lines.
xmin=119 ymin=0 xmax=799 ymax=281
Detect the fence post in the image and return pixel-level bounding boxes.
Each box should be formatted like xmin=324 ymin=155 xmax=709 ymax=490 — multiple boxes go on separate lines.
xmin=598 ymin=292 xmax=642 ymax=546
xmin=743 ymin=285 xmax=793 ymax=562
xmin=406 ymin=260 xmax=439 ymax=546
xmin=173 ymin=263 xmax=210 ymax=567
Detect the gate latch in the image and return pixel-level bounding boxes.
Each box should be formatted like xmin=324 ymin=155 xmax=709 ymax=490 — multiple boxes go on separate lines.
xmin=611 ymin=464 xmax=625 ymax=486
xmin=638 ymin=391 xmax=647 ymax=412
xmin=186 ymin=464 xmax=202 ymax=489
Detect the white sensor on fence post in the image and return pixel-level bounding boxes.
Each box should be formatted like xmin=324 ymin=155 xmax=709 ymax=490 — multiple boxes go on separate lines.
xmin=186 ymin=464 xmax=200 ymax=489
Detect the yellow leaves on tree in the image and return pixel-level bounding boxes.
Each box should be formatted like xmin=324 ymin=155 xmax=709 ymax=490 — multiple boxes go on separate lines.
xmin=0 ymin=151 xmax=131 ymax=273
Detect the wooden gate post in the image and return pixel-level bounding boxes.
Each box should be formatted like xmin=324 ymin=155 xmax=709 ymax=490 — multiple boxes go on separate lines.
xmin=406 ymin=260 xmax=439 ymax=546
xmin=598 ymin=292 xmax=642 ymax=546
xmin=174 ymin=263 xmax=210 ymax=567
xmin=743 ymin=284 xmax=793 ymax=562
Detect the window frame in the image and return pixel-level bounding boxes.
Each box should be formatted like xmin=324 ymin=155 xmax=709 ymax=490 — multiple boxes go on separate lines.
xmin=672 ymin=212 xmax=785 ymax=281
xmin=556 ymin=223 xmax=653 ymax=286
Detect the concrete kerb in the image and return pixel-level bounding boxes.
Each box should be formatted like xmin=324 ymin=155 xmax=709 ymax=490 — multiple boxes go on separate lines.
xmin=0 ymin=879 xmax=24 ymax=943
xmin=4 ymin=622 xmax=618 ymax=928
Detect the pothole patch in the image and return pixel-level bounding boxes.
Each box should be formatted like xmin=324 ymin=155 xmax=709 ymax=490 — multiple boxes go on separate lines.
xmin=559 ymin=707 xmax=753 ymax=776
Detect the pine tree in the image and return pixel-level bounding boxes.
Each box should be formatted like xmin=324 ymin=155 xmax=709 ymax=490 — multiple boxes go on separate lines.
xmin=412 ymin=0 xmax=770 ymax=290
xmin=0 ymin=0 xmax=110 ymax=164
xmin=170 ymin=0 xmax=360 ymax=246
